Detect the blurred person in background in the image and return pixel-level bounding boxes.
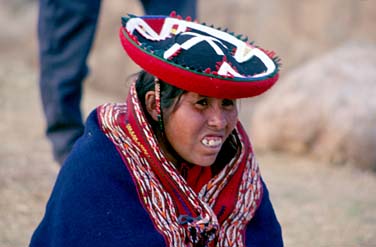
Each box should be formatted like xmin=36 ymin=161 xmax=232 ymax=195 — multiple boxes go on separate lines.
xmin=38 ymin=0 xmax=197 ymax=165
xmin=30 ymin=13 xmax=283 ymax=246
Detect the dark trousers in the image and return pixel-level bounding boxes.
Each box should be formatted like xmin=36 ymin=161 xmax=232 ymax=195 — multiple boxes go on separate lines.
xmin=38 ymin=0 xmax=197 ymax=164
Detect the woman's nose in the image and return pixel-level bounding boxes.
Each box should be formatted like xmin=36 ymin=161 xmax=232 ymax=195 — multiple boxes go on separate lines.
xmin=207 ymin=108 xmax=227 ymax=129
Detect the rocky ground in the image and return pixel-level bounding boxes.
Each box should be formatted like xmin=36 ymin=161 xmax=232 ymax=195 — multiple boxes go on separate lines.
xmin=1 ymin=1 xmax=376 ymax=247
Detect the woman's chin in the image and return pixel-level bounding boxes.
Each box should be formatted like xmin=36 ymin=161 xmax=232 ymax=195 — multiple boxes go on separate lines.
xmin=187 ymin=154 xmax=218 ymax=167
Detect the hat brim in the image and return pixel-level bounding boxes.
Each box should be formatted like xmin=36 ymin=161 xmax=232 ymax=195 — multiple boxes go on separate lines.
xmin=119 ymin=15 xmax=280 ymax=98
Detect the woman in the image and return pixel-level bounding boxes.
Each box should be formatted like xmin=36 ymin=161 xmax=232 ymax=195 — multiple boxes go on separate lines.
xmin=30 ymin=13 xmax=283 ymax=247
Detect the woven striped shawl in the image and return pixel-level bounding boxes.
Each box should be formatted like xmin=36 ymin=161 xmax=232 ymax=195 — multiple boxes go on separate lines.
xmin=98 ymin=83 xmax=263 ymax=247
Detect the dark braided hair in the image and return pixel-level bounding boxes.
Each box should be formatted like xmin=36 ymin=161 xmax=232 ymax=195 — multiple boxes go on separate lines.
xmin=135 ymin=70 xmax=186 ymax=131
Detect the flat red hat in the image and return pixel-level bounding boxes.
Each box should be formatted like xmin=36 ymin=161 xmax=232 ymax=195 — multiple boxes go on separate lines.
xmin=120 ymin=13 xmax=281 ymax=98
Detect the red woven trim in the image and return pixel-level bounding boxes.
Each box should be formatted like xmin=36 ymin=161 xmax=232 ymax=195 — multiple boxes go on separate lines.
xmin=119 ymin=27 xmax=278 ymax=99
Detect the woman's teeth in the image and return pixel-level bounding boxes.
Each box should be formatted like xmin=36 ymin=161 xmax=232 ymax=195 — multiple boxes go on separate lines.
xmin=201 ymin=137 xmax=222 ymax=147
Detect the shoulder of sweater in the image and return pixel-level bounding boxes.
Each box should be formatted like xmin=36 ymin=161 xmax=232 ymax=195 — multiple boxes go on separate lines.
xmin=59 ymin=107 xmax=132 ymax=184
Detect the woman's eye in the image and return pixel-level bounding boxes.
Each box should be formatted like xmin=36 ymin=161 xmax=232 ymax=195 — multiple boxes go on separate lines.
xmin=196 ymin=98 xmax=208 ymax=106
xmin=222 ymin=99 xmax=235 ymax=107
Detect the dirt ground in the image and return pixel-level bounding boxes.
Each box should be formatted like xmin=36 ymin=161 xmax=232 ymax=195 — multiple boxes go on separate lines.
xmin=1 ymin=3 xmax=376 ymax=247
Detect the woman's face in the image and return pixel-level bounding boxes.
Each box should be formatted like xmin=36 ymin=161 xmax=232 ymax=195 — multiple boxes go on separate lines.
xmin=163 ymin=92 xmax=238 ymax=167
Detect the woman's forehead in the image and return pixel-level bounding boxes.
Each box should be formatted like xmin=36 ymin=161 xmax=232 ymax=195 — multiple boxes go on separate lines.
xmin=184 ymin=91 xmax=238 ymax=100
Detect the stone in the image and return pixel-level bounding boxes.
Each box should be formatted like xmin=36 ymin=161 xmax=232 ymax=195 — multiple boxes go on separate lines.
xmin=249 ymin=41 xmax=376 ymax=170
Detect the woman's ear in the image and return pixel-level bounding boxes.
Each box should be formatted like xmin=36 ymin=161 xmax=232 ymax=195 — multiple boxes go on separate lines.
xmin=145 ymin=91 xmax=159 ymax=121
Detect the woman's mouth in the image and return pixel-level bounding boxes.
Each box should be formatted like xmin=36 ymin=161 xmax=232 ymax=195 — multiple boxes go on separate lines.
xmin=201 ymin=136 xmax=223 ymax=148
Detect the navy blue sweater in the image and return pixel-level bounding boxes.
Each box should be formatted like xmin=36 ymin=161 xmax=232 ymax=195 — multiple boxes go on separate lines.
xmin=30 ymin=110 xmax=283 ymax=246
